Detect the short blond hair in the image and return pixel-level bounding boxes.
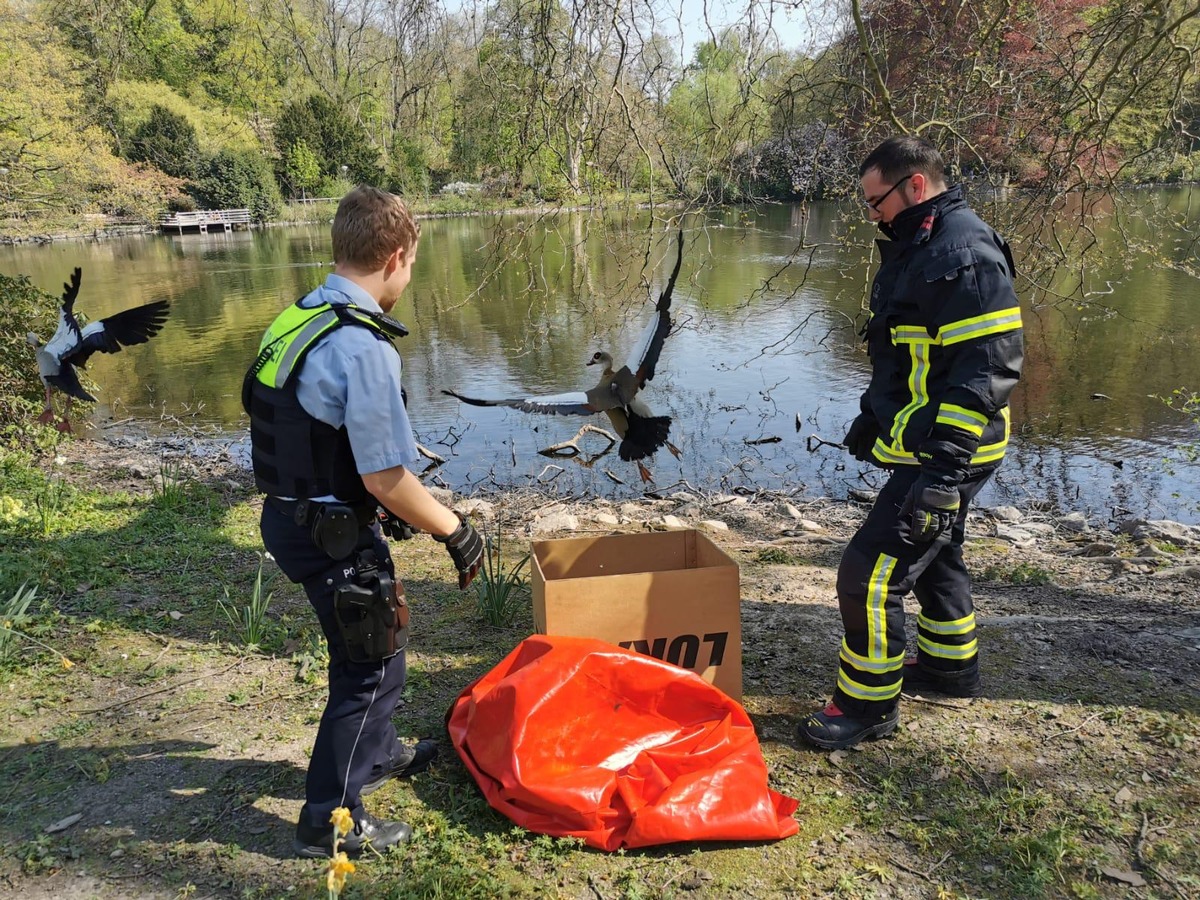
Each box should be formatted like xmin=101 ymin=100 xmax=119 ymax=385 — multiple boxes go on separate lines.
xmin=331 ymin=185 xmax=420 ymax=271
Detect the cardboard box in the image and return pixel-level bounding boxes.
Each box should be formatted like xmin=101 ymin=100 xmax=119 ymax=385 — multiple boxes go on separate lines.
xmin=531 ymin=529 xmax=742 ymax=700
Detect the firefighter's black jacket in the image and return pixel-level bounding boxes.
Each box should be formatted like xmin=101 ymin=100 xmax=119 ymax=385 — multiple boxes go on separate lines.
xmin=862 ymin=184 xmax=1024 ymax=486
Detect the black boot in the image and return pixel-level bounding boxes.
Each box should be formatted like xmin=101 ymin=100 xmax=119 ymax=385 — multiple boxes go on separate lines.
xmin=901 ymin=659 xmax=982 ymax=698
xmin=361 ymin=739 xmax=440 ymax=795
xmin=293 ymin=811 xmax=412 ymax=859
xmin=797 ymin=702 xmax=899 ymax=750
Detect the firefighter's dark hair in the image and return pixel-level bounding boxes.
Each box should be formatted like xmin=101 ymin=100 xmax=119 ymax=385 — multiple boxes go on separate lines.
xmin=859 ymin=135 xmax=946 ymax=185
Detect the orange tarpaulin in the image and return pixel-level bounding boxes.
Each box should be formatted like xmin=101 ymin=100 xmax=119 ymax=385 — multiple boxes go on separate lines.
xmin=447 ymin=635 xmax=799 ymax=850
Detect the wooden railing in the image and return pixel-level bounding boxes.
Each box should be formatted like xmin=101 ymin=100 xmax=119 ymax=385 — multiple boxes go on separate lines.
xmin=159 ymin=209 xmax=252 ymax=233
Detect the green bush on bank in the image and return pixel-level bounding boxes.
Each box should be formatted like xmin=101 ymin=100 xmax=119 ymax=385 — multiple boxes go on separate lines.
xmin=0 ymin=274 xmax=57 ymax=440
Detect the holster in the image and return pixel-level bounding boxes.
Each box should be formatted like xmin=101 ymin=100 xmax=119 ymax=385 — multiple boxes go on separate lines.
xmin=296 ymin=500 xmax=373 ymax=560
xmin=333 ymin=549 xmax=410 ymax=663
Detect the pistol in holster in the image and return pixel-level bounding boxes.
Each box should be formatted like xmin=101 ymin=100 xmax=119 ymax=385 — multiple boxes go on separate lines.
xmin=333 ymin=549 xmax=410 ymax=664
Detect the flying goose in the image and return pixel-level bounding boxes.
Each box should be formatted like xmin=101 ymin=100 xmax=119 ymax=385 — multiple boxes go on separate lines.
xmin=443 ymin=231 xmax=685 ymax=482
xmin=26 ymin=267 xmax=171 ymax=433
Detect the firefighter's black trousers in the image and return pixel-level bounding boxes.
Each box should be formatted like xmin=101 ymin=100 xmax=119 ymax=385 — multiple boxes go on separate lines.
xmin=831 ymin=465 xmax=995 ymax=719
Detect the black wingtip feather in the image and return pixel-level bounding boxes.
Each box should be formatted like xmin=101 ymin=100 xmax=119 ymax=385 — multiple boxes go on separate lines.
xmin=442 ymin=389 xmax=497 ymax=407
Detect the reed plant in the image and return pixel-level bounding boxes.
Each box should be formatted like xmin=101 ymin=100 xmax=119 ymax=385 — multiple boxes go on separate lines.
xmin=218 ymin=553 xmax=275 ymax=650
xmin=474 ymin=526 xmax=530 ymax=627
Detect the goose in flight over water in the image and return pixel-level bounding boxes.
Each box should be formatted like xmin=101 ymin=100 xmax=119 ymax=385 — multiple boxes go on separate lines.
xmin=26 ymin=267 xmax=171 ymax=433
xmin=443 ymin=231 xmax=685 ymax=482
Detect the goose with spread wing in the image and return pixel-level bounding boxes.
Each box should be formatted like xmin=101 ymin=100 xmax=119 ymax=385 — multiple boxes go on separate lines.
xmin=443 ymin=232 xmax=685 ymax=482
xmin=26 ymin=267 xmax=171 ymax=433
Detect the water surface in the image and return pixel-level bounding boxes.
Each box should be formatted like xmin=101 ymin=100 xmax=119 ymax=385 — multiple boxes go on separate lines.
xmin=5 ymin=198 xmax=1198 ymax=523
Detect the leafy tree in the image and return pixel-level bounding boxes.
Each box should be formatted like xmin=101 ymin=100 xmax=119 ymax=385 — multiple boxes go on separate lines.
xmin=191 ymin=150 xmax=282 ymax=222
xmin=0 ymin=1 xmax=182 ymax=228
xmin=450 ymin=33 xmax=532 ymax=182
xmin=273 ymin=95 xmax=384 ymax=185
xmin=663 ymin=31 xmax=773 ymax=201
xmin=127 ymin=105 xmax=201 ymax=179
xmin=284 ymin=140 xmax=323 ymax=198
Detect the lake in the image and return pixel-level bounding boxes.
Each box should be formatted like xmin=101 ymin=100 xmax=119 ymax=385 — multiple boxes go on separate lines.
xmin=4 ymin=195 xmax=1199 ymax=524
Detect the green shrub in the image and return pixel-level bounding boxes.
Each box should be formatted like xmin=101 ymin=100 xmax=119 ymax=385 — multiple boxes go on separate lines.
xmin=126 ymin=105 xmax=202 ymax=179
xmin=191 ymin=150 xmax=282 ymax=222
xmin=0 ymin=274 xmax=56 ymax=432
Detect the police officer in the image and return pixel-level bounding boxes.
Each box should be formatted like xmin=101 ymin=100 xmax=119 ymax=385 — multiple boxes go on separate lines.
xmin=243 ymin=185 xmax=484 ymax=856
xmin=798 ymin=136 xmax=1024 ymax=750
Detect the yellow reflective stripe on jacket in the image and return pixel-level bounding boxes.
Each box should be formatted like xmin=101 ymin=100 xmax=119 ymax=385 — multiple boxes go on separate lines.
xmin=888 ymin=341 xmax=933 ymax=447
xmin=872 ymin=407 xmax=1010 ymax=466
xmin=937 ymin=307 xmax=1023 ymax=346
xmin=890 ymin=325 xmax=936 ymax=344
xmin=936 ymin=403 xmax=989 ymax=437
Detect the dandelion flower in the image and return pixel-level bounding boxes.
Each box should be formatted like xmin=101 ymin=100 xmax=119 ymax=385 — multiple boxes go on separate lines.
xmin=329 ymin=807 xmax=354 ymax=837
xmin=325 ymin=852 xmax=355 ymax=894
xmin=61 ymin=657 xmax=74 ymax=670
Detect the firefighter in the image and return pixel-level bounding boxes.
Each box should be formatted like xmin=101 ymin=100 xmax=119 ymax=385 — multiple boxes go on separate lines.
xmin=798 ymin=136 xmax=1024 ymax=750
xmin=243 ymin=185 xmax=483 ymax=855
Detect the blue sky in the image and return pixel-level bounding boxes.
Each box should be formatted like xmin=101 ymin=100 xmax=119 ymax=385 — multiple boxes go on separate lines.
xmin=673 ymin=0 xmax=819 ymax=56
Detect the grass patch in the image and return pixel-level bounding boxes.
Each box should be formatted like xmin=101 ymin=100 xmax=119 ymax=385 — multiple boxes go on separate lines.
xmin=1 ymin=442 xmax=1199 ymax=900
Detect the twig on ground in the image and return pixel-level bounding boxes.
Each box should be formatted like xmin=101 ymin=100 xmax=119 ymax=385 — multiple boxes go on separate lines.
xmin=1048 ymin=711 xmax=1105 ymax=740
xmin=73 ymin=661 xmax=243 ymax=713
xmin=900 ymin=692 xmax=971 ymax=710
xmin=889 ymin=850 xmax=953 ymax=880
xmin=538 ymin=424 xmax=617 ymax=458
xmin=143 ymin=641 xmax=172 ymax=672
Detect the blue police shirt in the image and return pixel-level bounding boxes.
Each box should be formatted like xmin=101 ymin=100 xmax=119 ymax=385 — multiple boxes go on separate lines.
xmin=294 ymin=274 xmax=422 ymax=481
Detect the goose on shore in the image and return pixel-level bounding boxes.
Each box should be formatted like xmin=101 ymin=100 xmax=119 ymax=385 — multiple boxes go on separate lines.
xmin=26 ymin=267 xmax=171 ymax=433
xmin=443 ymin=231 xmax=684 ymax=482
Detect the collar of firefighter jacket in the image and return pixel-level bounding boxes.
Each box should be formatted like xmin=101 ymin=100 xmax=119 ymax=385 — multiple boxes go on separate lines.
xmin=883 ymin=183 xmax=966 ymax=244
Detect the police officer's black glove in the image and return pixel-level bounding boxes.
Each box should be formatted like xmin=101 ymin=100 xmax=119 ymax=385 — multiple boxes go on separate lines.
xmin=843 ymin=413 xmax=881 ymax=463
xmin=377 ymin=507 xmax=416 ymax=541
xmin=903 ymin=475 xmax=960 ymax=543
xmin=433 ymin=513 xmax=484 ymax=590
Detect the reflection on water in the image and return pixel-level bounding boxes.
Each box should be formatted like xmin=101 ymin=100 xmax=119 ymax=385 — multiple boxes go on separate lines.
xmin=3 ymin=196 xmax=1199 ymax=523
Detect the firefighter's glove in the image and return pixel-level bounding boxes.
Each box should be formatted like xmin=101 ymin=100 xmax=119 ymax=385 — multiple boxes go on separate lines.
xmin=843 ymin=413 xmax=881 ymax=463
xmin=906 ymin=477 xmax=960 ymax=544
xmin=433 ymin=513 xmax=484 ymax=590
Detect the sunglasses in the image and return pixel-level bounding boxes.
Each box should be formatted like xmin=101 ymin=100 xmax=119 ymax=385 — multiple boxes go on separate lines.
xmin=863 ymin=173 xmax=913 ymax=212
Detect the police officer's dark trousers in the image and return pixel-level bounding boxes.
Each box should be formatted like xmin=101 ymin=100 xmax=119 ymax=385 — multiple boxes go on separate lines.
xmin=261 ymin=501 xmax=410 ymax=831
xmin=832 ymin=466 xmax=994 ymax=719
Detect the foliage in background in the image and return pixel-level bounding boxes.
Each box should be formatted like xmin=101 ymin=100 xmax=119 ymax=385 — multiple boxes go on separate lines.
xmin=3 ymin=0 xmax=1200 ymax=308
xmin=190 ymin=150 xmax=282 ymax=222
xmin=734 ymin=123 xmax=853 ymax=201
xmin=125 ymin=105 xmax=203 ymax=179
xmin=0 ymin=275 xmax=55 ymax=432
xmin=273 ymin=96 xmax=384 ymax=191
